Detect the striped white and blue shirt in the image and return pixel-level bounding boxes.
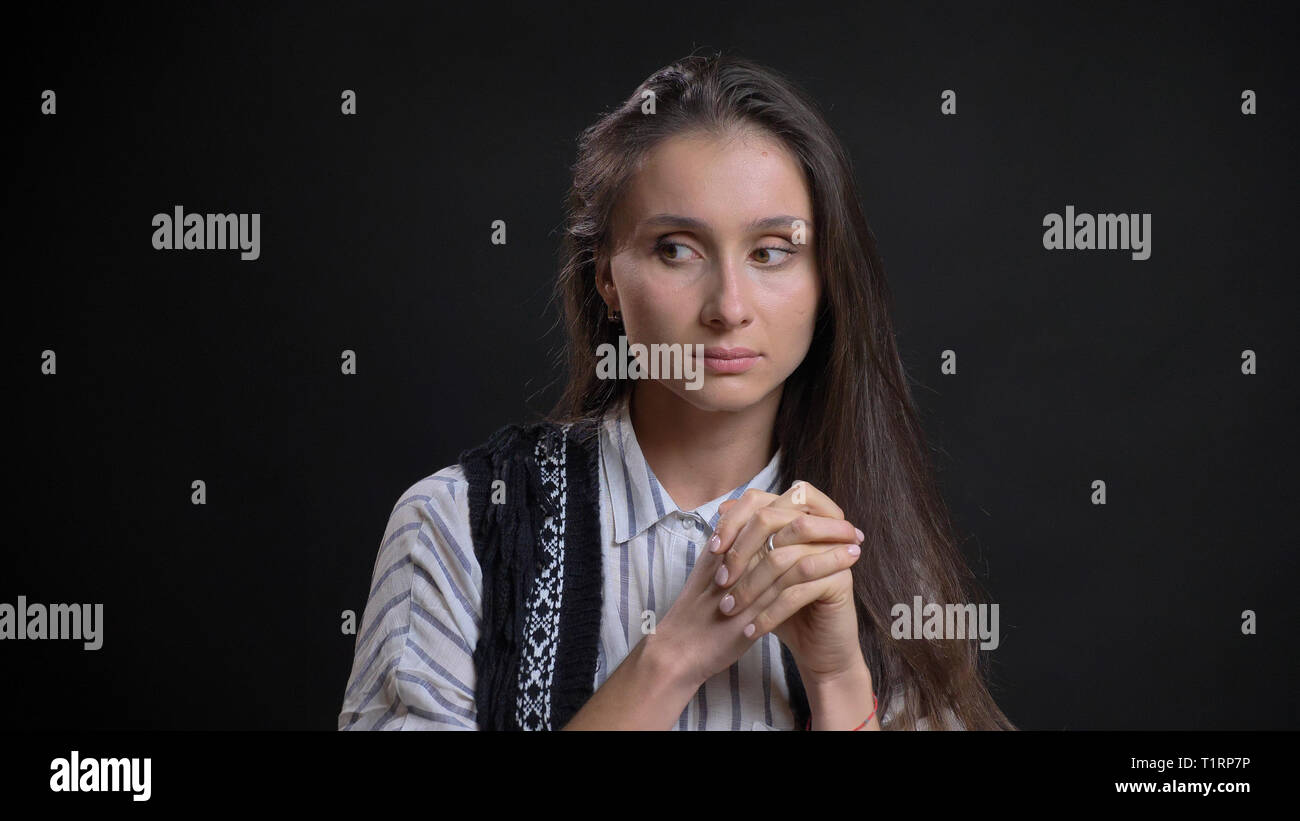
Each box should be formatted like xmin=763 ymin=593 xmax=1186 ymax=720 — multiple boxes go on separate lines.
xmin=338 ymin=394 xmax=908 ymax=730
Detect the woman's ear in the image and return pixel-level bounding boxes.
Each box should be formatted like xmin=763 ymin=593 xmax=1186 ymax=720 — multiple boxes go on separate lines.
xmin=595 ymin=257 xmax=619 ymax=313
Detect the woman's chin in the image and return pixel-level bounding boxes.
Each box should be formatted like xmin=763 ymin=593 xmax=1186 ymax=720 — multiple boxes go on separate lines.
xmin=666 ymin=380 xmax=776 ymax=413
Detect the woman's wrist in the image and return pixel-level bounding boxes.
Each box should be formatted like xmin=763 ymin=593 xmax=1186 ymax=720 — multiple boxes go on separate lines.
xmin=640 ymin=630 xmax=707 ymax=693
xmin=562 ymin=632 xmax=701 ymax=730
xmin=803 ymin=658 xmax=878 ymax=730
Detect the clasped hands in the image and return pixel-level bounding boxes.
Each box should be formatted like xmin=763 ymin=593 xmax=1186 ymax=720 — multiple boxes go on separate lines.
xmin=707 ymin=480 xmax=869 ymax=683
xmin=653 ymin=479 xmax=873 ymax=705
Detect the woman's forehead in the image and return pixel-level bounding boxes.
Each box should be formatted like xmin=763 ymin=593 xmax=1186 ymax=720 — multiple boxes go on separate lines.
xmin=614 ymin=132 xmax=811 ymax=234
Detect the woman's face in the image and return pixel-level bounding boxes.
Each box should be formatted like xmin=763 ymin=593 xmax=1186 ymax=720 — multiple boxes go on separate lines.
xmin=601 ymin=129 xmax=821 ymax=413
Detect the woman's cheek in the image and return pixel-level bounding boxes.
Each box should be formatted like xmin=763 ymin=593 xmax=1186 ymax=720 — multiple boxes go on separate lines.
xmin=760 ymin=260 xmax=817 ymax=296
xmin=762 ymin=280 xmax=818 ymax=363
xmin=786 ymin=270 xmax=821 ymax=330
xmin=610 ymin=262 xmax=654 ymax=332
xmin=757 ymin=282 xmax=817 ymax=324
xmin=626 ymin=298 xmax=680 ymax=343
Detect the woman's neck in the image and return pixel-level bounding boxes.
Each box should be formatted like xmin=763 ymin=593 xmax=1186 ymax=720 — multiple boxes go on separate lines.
xmin=627 ymin=381 xmax=782 ymax=513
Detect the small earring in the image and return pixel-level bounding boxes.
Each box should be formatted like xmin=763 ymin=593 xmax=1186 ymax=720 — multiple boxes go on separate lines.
xmin=607 ymin=307 xmax=621 ymax=323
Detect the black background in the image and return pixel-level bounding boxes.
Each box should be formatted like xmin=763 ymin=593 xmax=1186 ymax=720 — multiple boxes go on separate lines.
xmin=6 ymin=0 xmax=1297 ymax=730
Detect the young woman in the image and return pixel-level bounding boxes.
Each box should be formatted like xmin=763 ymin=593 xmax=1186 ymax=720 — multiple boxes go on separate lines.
xmin=339 ymin=52 xmax=1015 ymax=731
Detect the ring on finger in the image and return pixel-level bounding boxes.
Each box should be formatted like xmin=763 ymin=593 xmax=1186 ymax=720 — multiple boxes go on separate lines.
xmin=764 ymin=533 xmax=776 ymax=555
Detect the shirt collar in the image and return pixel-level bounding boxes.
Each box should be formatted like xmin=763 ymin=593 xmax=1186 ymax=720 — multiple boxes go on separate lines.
xmin=599 ymin=393 xmax=784 ymax=545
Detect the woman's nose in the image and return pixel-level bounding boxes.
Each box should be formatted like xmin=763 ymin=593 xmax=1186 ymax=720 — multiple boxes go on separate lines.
xmin=701 ymin=255 xmax=753 ymax=327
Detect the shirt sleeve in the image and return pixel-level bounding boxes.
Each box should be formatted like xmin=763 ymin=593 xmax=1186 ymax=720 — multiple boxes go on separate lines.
xmin=338 ymin=464 xmax=483 ymax=730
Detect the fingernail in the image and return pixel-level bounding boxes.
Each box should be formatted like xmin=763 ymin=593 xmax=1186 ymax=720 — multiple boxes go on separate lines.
xmin=743 ymin=623 xmax=756 ymax=638
xmin=847 ymin=545 xmax=861 ymax=557
xmin=720 ymin=594 xmax=734 ymax=614
xmin=854 ymin=527 xmax=864 ymax=542
xmin=707 ymin=533 xmax=721 ymax=553
xmin=714 ymin=564 xmax=728 ymax=586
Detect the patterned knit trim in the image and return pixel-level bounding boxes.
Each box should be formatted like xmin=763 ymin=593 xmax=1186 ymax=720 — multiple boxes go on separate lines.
xmin=514 ymin=423 xmax=570 ymax=730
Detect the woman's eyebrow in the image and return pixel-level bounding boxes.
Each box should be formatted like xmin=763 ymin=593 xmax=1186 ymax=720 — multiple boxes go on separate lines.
xmin=639 ymin=213 xmax=810 ymax=233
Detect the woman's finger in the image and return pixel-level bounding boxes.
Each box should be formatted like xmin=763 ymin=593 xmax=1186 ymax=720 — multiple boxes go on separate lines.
xmin=717 ymin=537 xmax=857 ymax=615
xmin=767 ymin=480 xmax=845 ymax=521
xmin=716 ymin=505 xmax=799 ymax=587
xmin=717 ymin=508 xmax=861 ymax=590
xmin=741 ymin=565 xmax=858 ymax=641
xmin=710 ymin=479 xmax=842 ymax=557
xmin=708 ymin=488 xmax=780 ymax=555
xmin=718 ymin=539 xmax=861 ymax=617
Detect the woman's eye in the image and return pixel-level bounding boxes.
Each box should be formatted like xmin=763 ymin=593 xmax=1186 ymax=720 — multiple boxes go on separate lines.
xmin=753 ymin=245 xmax=795 ymax=265
xmin=654 ymin=240 xmax=795 ymax=265
xmin=655 ymin=241 xmax=698 ymax=262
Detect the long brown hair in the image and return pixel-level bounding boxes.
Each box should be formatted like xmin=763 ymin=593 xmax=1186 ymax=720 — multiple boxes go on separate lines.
xmin=545 ymin=51 xmax=1015 ymax=730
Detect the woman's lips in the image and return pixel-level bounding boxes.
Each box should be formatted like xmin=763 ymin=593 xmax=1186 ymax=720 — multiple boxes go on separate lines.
xmin=700 ymin=349 xmax=761 ymax=374
xmin=704 ymin=355 xmax=760 ymax=373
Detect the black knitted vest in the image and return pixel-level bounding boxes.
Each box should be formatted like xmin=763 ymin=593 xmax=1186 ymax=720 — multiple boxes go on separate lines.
xmin=458 ymin=416 xmax=811 ymax=730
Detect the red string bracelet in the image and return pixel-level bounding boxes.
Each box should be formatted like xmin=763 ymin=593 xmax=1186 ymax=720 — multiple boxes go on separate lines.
xmin=805 ymin=694 xmax=877 ymax=731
